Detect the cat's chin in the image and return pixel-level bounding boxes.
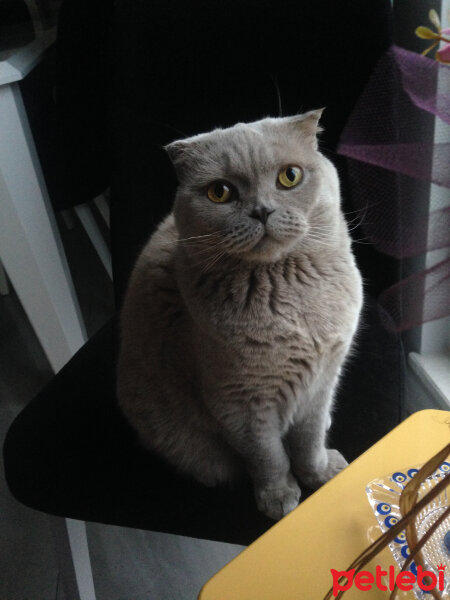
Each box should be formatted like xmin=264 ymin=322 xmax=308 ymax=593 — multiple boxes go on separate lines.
xmin=239 ymin=234 xmax=295 ymax=264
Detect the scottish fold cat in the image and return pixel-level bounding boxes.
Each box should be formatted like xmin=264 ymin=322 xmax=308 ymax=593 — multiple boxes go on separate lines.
xmin=117 ymin=110 xmax=363 ymax=520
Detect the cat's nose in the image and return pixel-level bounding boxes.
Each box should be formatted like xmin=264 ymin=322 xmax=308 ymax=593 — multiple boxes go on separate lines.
xmin=249 ymin=206 xmax=274 ymax=225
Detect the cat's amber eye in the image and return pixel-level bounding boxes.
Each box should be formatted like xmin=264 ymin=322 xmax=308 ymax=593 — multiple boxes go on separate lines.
xmin=207 ymin=182 xmax=232 ymax=203
xmin=278 ymin=166 xmax=303 ymax=188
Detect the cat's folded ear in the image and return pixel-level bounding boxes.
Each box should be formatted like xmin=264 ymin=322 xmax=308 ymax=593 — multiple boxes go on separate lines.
xmin=164 ymin=139 xmax=188 ymax=164
xmin=164 ymin=139 xmax=194 ymax=180
xmin=283 ymin=108 xmax=325 ymax=149
xmin=164 ymin=140 xmax=188 ymax=165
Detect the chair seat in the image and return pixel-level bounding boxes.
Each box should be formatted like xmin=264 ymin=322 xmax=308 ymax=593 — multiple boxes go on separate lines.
xmin=3 ymin=295 xmax=403 ymax=546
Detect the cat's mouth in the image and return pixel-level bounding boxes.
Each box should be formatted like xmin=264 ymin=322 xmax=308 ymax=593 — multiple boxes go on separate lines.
xmin=243 ymin=227 xmax=271 ymax=249
xmin=255 ymin=224 xmax=295 ymax=247
xmin=223 ymin=221 xmax=302 ymax=263
xmin=256 ymin=231 xmax=270 ymax=243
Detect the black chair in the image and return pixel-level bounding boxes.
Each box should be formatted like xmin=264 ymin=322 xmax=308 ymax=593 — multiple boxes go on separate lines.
xmin=4 ymin=0 xmax=403 ymax=563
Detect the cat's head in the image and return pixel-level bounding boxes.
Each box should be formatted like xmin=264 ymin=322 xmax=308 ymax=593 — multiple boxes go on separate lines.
xmin=166 ymin=110 xmax=340 ymax=263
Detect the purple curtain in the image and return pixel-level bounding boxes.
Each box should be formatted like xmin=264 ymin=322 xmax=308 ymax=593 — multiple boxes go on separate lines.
xmin=338 ymin=46 xmax=450 ymax=332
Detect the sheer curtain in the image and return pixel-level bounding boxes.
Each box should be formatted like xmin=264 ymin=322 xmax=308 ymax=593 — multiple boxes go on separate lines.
xmin=337 ymin=0 xmax=450 ymax=404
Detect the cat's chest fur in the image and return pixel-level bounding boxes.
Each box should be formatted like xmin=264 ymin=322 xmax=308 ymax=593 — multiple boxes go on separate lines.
xmin=176 ymin=248 xmax=362 ymax=394
xmin=180 ymin=253 xmax=359 ymax=339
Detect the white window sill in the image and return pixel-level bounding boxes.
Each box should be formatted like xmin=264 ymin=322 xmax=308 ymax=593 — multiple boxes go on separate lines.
xmin=408 ymin=352 xmax=450 ymax=409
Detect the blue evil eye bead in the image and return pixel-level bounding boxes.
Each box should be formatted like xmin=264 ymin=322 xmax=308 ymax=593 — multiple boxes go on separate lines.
xmin=385 ymin=515 xmax=399 ymax=528
xmin=407 ymin=468 xmax=419 ymax=478
xmin=377 ymin=503 xmax=391 ymax=515
xmin=444 ymin=530 xmax=450 ymax=554
xmin=401 ymin=545 xmax=410 ymax=560
xmin=439 ymin=462 xmax=450 ymax=474
xmin=392 ymin=472 xmax=407 ymax=484
xmin=410 ymin=561 xmax=417 ymax=576
xmin=394 ymin=531 xmax=407 ymax=544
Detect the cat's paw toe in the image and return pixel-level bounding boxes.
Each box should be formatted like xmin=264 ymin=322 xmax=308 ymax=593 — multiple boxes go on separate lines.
xmin=255 ymin=477 xmax=301 ymax=521
xmin=299 ymin=449 xmax=348 ymax=489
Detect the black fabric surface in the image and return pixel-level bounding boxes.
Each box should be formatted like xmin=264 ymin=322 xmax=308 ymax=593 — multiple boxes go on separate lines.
xmin=4 ymin=296 xmax=403 ymax=546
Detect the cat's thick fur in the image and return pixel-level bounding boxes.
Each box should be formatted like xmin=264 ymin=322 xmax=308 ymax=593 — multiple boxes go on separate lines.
xmin=117 ymin=111 xmax=363 ymax=520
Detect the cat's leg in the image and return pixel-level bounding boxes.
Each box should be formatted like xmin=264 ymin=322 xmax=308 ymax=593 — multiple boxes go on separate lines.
xmin=139 ymin=426 xmax=244 ymax=488
xmin=176 ymin=434 xmax=245 ymax=488
xmin=126 ymin=393 xmax=244 ymax=488
xmin=219 ymin=412 xmax=301 ymax=520
xmin=287 ymin=383 xmax=348 ymax=489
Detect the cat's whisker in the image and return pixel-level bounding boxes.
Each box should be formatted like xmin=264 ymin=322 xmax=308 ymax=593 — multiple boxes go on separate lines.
xmin=200 ymin=248 xmax=228 ymax=273
xmin=177 ymin=231 xmax=225 ymax=242
xmin=306 ymin=236 xmax=334 ymax=244
xmin=184 ymin=237 xmax=230 ymax=258
xmin=176 ymin=240 xmax=224 ymax=253
xmin=168 ymin=231 xmax=227 ymax=248
xmin=306 ymin=240 xmax=335 ymax=249
xmin=304 ymin=235 xmax=335 ymax=247
xmin=345 ymin=211 xmax=366 ymax=224
xmin=344 ymin=202 xmax=375 ymax=233
xmin=307 ymin=226 xmax=335 ymax=235
xmin=351 ymin=238 xmax=373 ymax=245
xmin=347 ymin=219 xmax=374 ymax=234
xmin=343 ymin=197 xmax=388 ymax=218
xmin=347 ymin=221 xmax=369 ymax=234
xmin=176 ymin=234 xmax=224 ymax=247
xmin=346 ymin=219 xmax=361 ymax=230
xmin=344 ymin=217 xmax=365 ymax=233
xmin=175 ymin=235 xmax=219 ymax=246
xmin=308 ymin=227 xmax=335 ymax=233
xmin=342 ymin=199 xmax=386 ymax=220
xmin=343 ymin=205 xmax=370 ymax=217
xmin=185 ymin=239 xmax=231 ymax=271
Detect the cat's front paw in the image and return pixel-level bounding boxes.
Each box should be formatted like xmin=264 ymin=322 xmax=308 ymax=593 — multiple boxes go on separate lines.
xmin=297 ymin=448 xmax=348 ymax=489
xmin=255 ymin=474 xmax=301 ymax=521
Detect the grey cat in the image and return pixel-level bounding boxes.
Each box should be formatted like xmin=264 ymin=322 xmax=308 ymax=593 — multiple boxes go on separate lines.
xmin=117 ymin=110 xmax=363 ymax=521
